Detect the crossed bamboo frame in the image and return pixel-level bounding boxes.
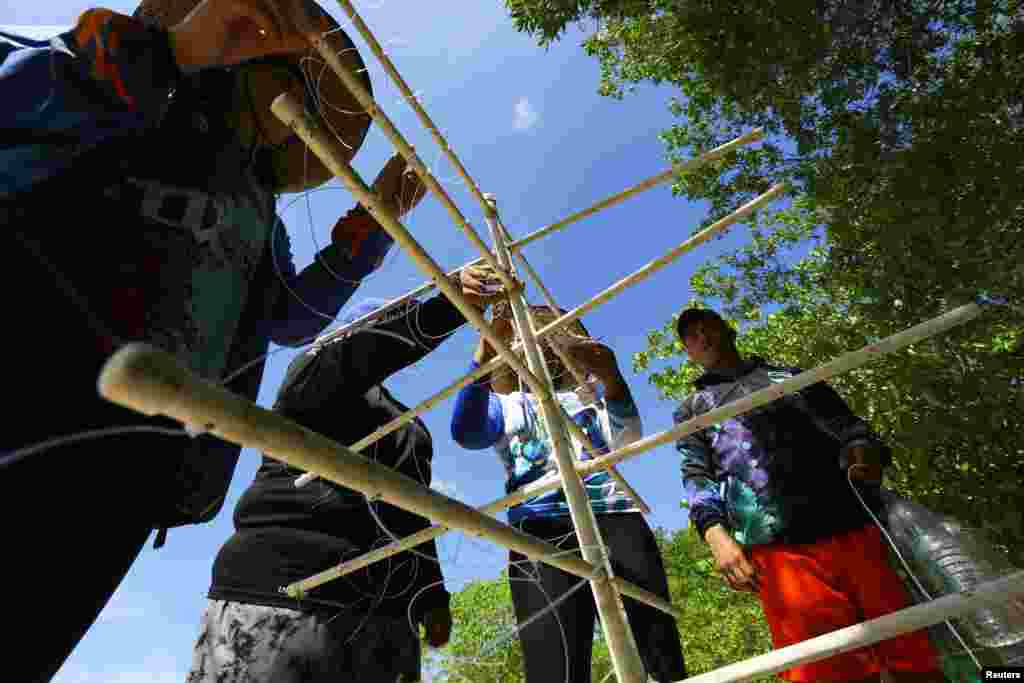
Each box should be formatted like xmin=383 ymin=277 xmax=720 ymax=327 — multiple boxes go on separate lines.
xmin=96 ymin=6 xmax=1023 ymax=683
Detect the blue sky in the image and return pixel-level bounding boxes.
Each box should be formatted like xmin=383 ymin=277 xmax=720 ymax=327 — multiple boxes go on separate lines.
xmin=3 ymin=2 xmax=766 ymax=680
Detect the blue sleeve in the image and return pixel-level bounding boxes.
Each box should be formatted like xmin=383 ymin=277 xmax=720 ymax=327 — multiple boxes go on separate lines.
xmin=674 ymin=394 xmax=730 ymax=538
xmin=267 ymin=216 xmax=396 ymax=346
xmin=1 ymin=12 xmax=181 ymax=196
xmin=451 ymin=362 xmax=506 ymax=450
xmin=604 ymin=383 xmax=643 ymax=448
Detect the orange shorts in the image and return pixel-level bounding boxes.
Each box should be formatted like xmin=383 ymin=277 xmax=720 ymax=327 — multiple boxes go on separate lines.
xmin=749 ymin=524 xmax=939 ymax=682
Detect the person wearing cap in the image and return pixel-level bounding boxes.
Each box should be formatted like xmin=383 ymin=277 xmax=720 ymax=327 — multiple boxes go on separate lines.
xmin=0 ymin=2 xmax=428 ymax=680
xmin=450 ymin=303 xmax=687 ymax=683
xmin=185 ymin=263 xmax=505 ymax=682
xmin=673 ymin=307 xmax=942 ymax=683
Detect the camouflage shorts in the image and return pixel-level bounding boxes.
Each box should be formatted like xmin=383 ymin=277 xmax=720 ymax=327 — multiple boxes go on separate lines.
xmin=186 ymin=600 xmax=421 ymax=683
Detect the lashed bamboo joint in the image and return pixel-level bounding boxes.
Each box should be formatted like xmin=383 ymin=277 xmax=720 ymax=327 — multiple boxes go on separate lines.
xmin=283 ymin=303 xmax=981 ymax=598
xmin=676 ymin=572 xmax=1024 ymax=683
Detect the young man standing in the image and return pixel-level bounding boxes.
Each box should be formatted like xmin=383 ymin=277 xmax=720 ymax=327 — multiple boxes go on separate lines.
xmin=674 ymin=307 xmax=942 ymax=683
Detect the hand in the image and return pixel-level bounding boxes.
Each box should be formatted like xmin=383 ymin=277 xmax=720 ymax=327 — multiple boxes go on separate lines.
xmin=459 ymin=263 xmax=509 ymax=311
xmin=371 ymin=153 xmax=428 ymax=219
xmin=421 ymin=606 xmax=452 ymax=648
xmin=168 ymin=0 xmax=329 ymax=72
xmin=564 ymin=339 xmax=619 ymax=383
xmin=472 ymin=311 xmax=514 ymax=366
xmin=705 ymin=525 xmax=760 ymax=593
xmin=846 ymin=445 xmax=884 ymax=484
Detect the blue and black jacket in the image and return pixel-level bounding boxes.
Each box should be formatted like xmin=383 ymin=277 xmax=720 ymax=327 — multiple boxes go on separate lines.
xmin=676 ymin=358 xmax=891 ymax=546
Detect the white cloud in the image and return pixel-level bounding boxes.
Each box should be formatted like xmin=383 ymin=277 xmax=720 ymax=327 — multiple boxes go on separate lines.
xmin=513 ymin=97 xmax=540 ymax=131
xmin=431 ymin=479 xmax=461 ymax=500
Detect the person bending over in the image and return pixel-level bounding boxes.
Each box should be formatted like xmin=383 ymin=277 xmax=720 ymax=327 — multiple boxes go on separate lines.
xmin=187 ymin=264 xmax=505 ymax=683
xmin=451 ymin=303 xmax=687 ymax=683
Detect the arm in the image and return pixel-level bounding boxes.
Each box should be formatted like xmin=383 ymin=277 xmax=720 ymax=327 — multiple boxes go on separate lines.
xmin=267 ymin=208 xmax=396 ymax=346
xmin=1 ymin=12 xmax=181 ymax=196
xmin=276 ymin=291 xmax=468 ymax=412
xmin=674 ymin=396 xmax=729 ymax=540
xmin=451 ymin=361 xmax=506 ymax=450
xmin=604 ymin=381 xmax=643 ymax=449
xmin=676 ymin=396 xmax=761 ymax=591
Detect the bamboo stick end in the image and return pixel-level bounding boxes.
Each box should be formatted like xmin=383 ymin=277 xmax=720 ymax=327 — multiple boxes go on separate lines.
xmin=281 ymin=584 xmax=305 ymax=600
xmin=96 ymin=343 xmax=181 ymax=417
xmin=270 ymin=92 xmax=305 ymax=126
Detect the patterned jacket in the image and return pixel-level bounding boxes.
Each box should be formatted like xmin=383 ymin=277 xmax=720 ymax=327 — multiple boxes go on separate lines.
xmin=675 ymin=358 xmax=890 ymax=546
xmin=452 ymin=363 xmax=643 ymax=525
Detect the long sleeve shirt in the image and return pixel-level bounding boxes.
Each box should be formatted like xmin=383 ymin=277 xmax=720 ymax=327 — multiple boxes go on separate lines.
xmin=0 ymin=14 xmax=394 ymax=528
xmin=451 ymin=367 xmax=643 ymax=525
xmin=210 ymin=295 xmax=465 ymax=622
xmin=675 ymin=358 xmax=891 ymax=546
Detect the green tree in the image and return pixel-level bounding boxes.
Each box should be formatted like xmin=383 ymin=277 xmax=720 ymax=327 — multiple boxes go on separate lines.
xmin=632 ymin=200 xmax=1024 ymax=563
xmin=506 ymin=0 xmax=1024 ymax=560
xmin=435 ymin=573 xmax=524 ymax=682
xmin=654 ymin=524 xmax=774 ymax=678
xmin=433 ymin=526 xmax=776 ymax=681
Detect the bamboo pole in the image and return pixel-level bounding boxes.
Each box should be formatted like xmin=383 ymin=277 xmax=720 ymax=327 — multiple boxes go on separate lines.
xmin=272 ymin=92 xmax=568 ymax=405
xmin=96 ymin=343 xmax=683 ymax=618
xmin=286 ymin=303 xmax=982 ymax=595
xmin=307 ymin=129 xmax=766 ymax=350
xmin=532 ymin=183 xmax=787 ymax=343
xmin=494 ymin=215 xmax=652 ymax=515
xmin=486 ymin=197 xmax=648 ymax=683
xmin=269 ymin=94 xmax=674 ymax=629
xmin=676 ymin=572 xmax=1024 ymax=683
xmin=303 ymin=25 xmax=516 ymax=291
xmin=332 ymin=0 xmax=494 ymax=216
xmin=572 ymin=302 xmax=982 ymax=477
xmin=291 ymin=183 xmax=785 ymax=473
xmin=301 ymin=224 xmax=651 ymax=505
xmin=509 ymin=129 xmax=765 ymax=252
xmin=331 ymin=0 xmax=763 ymax=243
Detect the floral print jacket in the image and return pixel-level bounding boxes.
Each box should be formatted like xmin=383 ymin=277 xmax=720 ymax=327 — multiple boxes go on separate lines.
xmin=674 ymin=358 xmax=890 ymax=546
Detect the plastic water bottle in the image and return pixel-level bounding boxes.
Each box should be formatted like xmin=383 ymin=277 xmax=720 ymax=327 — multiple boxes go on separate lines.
xmin=879 ymin=490 xmax=1024 ymax=667
xmin=936 ymin=518 xmax=1024 ymax=651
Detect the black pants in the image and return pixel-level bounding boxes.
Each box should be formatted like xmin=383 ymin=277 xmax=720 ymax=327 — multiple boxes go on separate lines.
xmin=509 ymin=513 xmax=687 ymax=683
xmin=2 ymin=231 xmax=184 ymax=683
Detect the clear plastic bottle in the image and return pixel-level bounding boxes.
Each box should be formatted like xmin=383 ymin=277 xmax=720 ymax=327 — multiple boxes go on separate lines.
xmin=880 ymin=490 xmax=1024 ymax=668
xmin=936 ymin=518 xmax=1024 ymax=651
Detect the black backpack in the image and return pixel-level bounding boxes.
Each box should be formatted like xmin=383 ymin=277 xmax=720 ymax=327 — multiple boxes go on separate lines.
xmin=4 ymin=69 xmax=273 ymax=548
